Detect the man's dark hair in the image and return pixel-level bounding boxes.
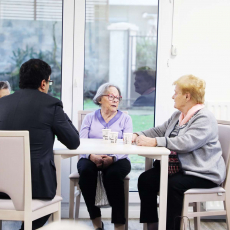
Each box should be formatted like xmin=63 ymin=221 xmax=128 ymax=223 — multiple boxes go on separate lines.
xmin=19 ymin=59 xmax=52 ymax=89
xmin=134 ymin=66 xmax=156 ymax=86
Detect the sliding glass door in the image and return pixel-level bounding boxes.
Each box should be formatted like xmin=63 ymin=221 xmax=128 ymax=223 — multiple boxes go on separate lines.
xmin=82 ymin=0 xmax=159 ymax=191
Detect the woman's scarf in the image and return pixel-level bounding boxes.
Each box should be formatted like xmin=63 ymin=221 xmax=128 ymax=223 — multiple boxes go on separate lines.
xmin=179 ymin=104 xmax=205 ymax=126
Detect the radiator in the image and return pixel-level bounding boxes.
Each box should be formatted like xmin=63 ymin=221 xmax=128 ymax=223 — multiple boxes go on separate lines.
xmin=205 ymin=101 xmax=230 ymax=121
xmin=202 ymin=101 xmax=230 ymax=212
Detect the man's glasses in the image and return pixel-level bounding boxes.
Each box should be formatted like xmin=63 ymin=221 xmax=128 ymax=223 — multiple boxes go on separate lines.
xmin=103 ymin=94 xmax=122 ymax=102
xmin=48 ymin=80 xmax=54 ymax=86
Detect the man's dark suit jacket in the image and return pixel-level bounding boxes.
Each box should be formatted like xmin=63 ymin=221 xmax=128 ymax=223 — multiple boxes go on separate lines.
xmin=0 ymin=89 xmax=80 ymax=199
xmin=133 ymin=91 xmax=155 ymax=107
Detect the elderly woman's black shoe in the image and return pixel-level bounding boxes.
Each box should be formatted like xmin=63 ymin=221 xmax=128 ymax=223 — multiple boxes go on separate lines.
xmin=96 ymin=221 xmax=104 ymax=230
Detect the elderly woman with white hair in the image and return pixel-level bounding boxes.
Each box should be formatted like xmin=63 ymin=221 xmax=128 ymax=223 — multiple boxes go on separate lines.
xmin=77 ymin=83 xmax=133 ymax=230
xmin=0 ymin=81 xmax=11 ymax=98
xmin=134 ymin=75 xmax=226 ymax=230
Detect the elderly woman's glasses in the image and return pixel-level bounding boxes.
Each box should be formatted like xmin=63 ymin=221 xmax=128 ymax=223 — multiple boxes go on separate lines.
xmin=103 ymin=94 xmax=122 ymax=102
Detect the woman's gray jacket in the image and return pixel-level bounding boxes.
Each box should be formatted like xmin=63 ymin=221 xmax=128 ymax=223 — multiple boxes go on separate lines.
xmin=137 ymin=108 xmax=226 ymax=185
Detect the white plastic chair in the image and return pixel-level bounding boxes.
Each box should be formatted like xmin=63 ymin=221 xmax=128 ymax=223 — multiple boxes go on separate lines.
xmin=0 ymin=131 xmax=62 ymax=230
xmin=181 ymin=120 xmax=230 ymax=230
xmin=69 ymin=110 xmax=130 ymax=230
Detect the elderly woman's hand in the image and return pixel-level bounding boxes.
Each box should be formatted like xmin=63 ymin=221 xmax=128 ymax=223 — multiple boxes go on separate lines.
xmin=102 ymin=155 xmax=114 ymax=168
xmin=136 ymin=136 xmax=157 ymax=147
xmin=89 ymin=154 xmax=105 ymax=168
xmin=132 ymin=133 xmax=138 ymax=143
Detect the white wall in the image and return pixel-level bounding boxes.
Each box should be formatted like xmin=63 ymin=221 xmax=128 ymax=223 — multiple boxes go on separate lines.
xmin=156 ymin=0 xmax=230 ymax=125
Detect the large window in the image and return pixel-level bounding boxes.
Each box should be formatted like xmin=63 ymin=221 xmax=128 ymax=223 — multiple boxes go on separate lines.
xmin=83 ymin=0 xmax=158 ymax=191
xmin=0 ymin=0 xmax=63 ymax=99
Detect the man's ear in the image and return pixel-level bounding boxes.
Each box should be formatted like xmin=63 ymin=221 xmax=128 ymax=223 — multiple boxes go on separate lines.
xmin=39 ymin=79 xmax=46 ymax=91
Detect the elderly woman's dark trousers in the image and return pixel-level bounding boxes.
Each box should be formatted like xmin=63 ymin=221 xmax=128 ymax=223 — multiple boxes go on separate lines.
xmin=138 ymin=163 xmax=217 ymax=230
xmin=77 ymin=158 xmax=131 ymax=224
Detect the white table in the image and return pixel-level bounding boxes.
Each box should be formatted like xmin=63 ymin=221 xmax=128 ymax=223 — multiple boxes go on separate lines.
xmin=53 ymin=139 xmax=170 ymax=230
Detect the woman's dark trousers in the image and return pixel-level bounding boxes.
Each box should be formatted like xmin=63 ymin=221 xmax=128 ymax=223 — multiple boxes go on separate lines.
xmin=138 ymin=162 xmax=217 ymax=230
xmin=77 ymin=158 xmax=131 ymax=224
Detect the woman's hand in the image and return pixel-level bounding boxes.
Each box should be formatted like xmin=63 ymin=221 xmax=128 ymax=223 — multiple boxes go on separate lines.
xmin=136 ymin=136 xmax=157 ymax=147
xmin=102 ymin=155 xmax=114 ymax=168
xmin=132 ymin=133 xmax=138 ymax=143
xmin=89 ymin=154 xmax=105 ymax=168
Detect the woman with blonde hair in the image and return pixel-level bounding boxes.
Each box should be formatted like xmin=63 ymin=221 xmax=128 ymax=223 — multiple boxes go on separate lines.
xmin=134 ymin=75 xmax=226 ymax=230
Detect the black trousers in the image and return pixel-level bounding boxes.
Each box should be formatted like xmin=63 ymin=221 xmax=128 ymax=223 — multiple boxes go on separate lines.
xmin=0 ymin=192 xmax=50 ymax=230
xmin=77 ymin=158 xmax=131 ymax=224
xmin=138 ymin=161 xmax=217 ymax=230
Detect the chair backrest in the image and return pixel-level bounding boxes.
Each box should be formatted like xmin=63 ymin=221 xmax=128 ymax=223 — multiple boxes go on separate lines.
xmin=0 ymin=131 xmax=31 ymax=211
xmin=217 ymin=121 xmax=230 ymax=189
xmin=78 ymin=110 xmax=128 ymax=130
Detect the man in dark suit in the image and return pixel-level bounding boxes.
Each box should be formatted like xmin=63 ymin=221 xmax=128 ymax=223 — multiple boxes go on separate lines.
xmin=0 ymin=59 xmax=80 ymax=230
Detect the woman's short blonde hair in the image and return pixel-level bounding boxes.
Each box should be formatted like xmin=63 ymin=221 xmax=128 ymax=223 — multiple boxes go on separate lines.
xmin=173 ymin=75 xmax=206 ymax=104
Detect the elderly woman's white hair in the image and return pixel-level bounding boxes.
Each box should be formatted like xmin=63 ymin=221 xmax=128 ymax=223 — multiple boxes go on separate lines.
xmin=0 ymin=81 xmax=11 ymax=92
xmin=93 ymin=83 xmax=122 ymax=106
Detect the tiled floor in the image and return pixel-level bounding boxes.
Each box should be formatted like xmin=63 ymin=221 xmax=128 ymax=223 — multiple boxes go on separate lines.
xmin=1 ymin=219 xmax=227 ymax=230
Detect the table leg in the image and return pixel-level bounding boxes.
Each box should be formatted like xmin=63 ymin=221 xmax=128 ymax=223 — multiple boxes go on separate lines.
xmin=158 ymin=155 xmax=168 ymax=230
xmin=54 ymin=155 xmax=62 ymax=196
xmin=143 ymin=158 xmax=153 ymax=230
